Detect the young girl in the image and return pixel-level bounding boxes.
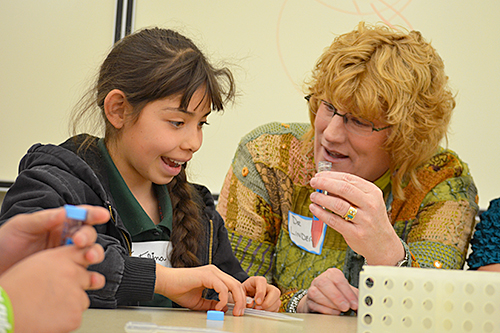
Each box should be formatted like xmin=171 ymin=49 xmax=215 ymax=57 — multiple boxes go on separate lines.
xmin=0 ymin=28 xmax=280 ymax=314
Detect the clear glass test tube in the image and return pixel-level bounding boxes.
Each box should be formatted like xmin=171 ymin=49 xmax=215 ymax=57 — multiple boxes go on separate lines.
xmin=317 ymin=161 xmax=332 ymax=195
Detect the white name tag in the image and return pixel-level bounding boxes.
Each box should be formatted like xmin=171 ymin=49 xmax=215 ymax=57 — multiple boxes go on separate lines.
xmin=288 ymin=211 xmax=326 ymax=255
xmin=131 ymin=241 xmax=172 ymax=267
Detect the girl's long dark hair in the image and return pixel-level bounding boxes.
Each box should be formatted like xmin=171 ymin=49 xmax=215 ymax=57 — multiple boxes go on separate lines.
xmin=71 ymin=27 xmax=236 ymax=267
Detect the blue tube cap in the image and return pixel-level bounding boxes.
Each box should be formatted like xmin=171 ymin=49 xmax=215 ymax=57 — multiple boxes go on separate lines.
xmin=64 ymin=204 xmax=87 ymax=221
xmin=207 ymin=310 xmax=224 ymax=321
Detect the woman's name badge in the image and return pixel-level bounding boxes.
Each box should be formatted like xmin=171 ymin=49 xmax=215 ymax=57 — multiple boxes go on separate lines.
xmin=131 ymin=241 xmax=173 ymax=267
xmin=288 ymin=211 xmax=326 ymax=255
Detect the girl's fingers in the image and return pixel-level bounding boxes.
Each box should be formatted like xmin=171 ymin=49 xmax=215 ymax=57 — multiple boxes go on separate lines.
xmin=245 ymin=276 xmax=267 ymax=306
xmin=206 ymin=268 xmax=245 ymax=316
xmin=227 ymin=284 xmax=246 ymax=316
xmin=257 ymin=286 xmax=281 ymax=311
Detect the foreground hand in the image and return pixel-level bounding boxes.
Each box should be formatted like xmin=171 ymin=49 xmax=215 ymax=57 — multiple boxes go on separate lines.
xmin=0 ymin=242 xmax=105 ymax=333
xmin=241 ymin=276 xmax=281 ymax=312
xmin=297 ymin=268 xmax=358 ymax=315
xmin=309 ymin=171 xmax=404 ymax=265
xmin=0 ymin=205 xmax=110 ymax=274
xmin=155 ymin=264 xmax=247 ymax=316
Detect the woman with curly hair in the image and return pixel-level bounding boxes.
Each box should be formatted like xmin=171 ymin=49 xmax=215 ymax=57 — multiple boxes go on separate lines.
xmin=217 ymin=22 xmax=478 ymax=314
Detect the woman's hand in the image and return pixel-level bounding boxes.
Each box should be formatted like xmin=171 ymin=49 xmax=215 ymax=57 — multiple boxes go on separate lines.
xmin=155 ymin=264 xmax=247 ymax=316
xmin=241 ymin=276 xmax=281 ymax=312
xmin=297 ymin=268 xmax=358 ymax=315
xmin=309 ymin=171 xmax=404 ymax=265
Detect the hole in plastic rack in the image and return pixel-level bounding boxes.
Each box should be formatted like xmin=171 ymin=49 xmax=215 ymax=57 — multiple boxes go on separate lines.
xmin=464 ymin=301 xmax=474 ymax=313
xmin=424 ymin=281 xmax=434 ymax=293
xmin=422 ymin=317 xmax=433 ymax=329
xmin=463 ymin=320 xmax=473 ymax=332
xmin=445 ymin=283 xmax=454 ymax=294
xmin=444 ymin=300 xmax=453 ymax=312
xmin=402 ymin=316 xmax=412 ymax=328
xmin=403 ymin=297 xmax=413 ymax=309
xmin=483 ymin=321 xmax=494 ymax=333
xmin=423 ymin=299 xmax=433 ymax=311
xmin=403 ymin=280 xmax=414 ymax=291
xmin=443 ymin=319 xmax=453 ymax=331
xmin=382 ymin=297 xmax=393 ymax=308
xmin=465 ymin=283 xmax=475 ymax=295
xmin=382 ymin=315 xmax=392 ymax=326
xmin=485 ymin=284 xmax=495 ymax=296
xmin=484 ymin=303 xmax=494 ymax=315
xmin=365 ymin=277 xmax=374 ymax=289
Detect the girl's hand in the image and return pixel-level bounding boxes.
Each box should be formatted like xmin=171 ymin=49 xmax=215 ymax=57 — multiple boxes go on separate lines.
xmin=309 ymin=171 xmax=404 ymax=266
xmin=155 ymin=264 xmax=247 ymax=316
xmin=297 ymin=268 xmax=358 ymax=315
xmin=241 ymin=276 xmax=281 ymax=312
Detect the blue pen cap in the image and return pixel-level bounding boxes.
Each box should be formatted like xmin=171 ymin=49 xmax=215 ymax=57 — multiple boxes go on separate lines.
xmin=206 ymin=310 xmax=224 ymax=321
xmin=64 ymin=205 xmax=87 ymax=221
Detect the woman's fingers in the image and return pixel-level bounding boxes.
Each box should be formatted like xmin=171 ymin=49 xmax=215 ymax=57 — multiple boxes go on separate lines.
xmin=309 ymin=203 xmax=355 ymax=236
xmin=313 ymin=171 xmax=375 ymax=194
xmin=310 ymin=171 xmax=383 ymax=212
xmin=305 ymin=296 xmax=342 ymax=315
xmin=308 ymin=268 xmax=358 ymax=313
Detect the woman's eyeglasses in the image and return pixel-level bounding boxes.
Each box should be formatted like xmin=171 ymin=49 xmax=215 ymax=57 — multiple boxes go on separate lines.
xmin=305 ymin=95 xmax=391 ymax=137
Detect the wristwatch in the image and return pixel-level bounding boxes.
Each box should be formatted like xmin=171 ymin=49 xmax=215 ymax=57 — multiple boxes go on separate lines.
xmin=286 ymin=289 xmax=308 ymax=313
xmin=395 ymin=240 xmax=411 ymax=267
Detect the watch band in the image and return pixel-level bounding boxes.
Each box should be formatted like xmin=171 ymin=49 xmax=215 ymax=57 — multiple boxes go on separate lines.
xmin=395 ymin=239 xmax=411 ymax=267
xmin=286 ymin=289 xmax=308 ymax=313
xmin=362 ymin=239 xmax=412 ymax=267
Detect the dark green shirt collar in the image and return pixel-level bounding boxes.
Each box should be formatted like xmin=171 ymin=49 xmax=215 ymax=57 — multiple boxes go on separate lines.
xmin=97 ymin=139 xmax=173 ymax=239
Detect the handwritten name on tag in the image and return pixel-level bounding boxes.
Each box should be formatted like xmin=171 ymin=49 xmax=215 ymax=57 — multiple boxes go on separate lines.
xmin=288 ymin=211 xmax=326 ymax=255
xmin=131 ymin=241 xmax=173 ymax=267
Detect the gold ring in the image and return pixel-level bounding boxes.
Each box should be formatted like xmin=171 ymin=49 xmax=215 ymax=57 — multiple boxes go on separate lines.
xmin=343 ymin=206 xmax=357 ymax=222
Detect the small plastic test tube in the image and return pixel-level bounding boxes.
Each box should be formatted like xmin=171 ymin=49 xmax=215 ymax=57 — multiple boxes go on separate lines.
xmin=61 ymin=205 xmax=87 ymax=245
xmin=311 ymin=161 xmax=332 ymax=248
xmin=206 ymin=310 xmax=224 ymax=329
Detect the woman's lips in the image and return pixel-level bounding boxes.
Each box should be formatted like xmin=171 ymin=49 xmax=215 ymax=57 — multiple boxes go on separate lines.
xmin=325 ymin=149 xmax=348 ymax=159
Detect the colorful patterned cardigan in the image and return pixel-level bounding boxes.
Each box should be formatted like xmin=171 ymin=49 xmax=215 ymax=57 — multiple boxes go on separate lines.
xmin=217 ymin=122 xmax=478 ymax=312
